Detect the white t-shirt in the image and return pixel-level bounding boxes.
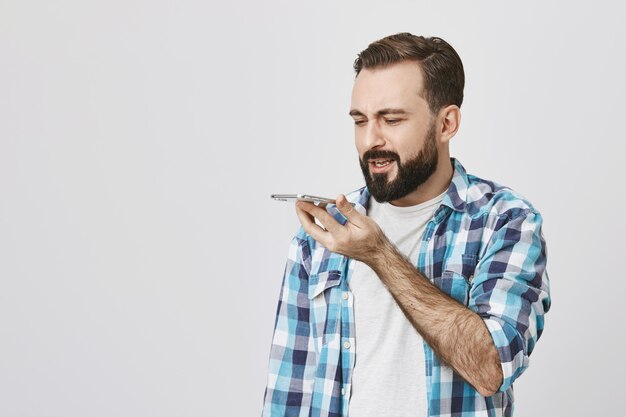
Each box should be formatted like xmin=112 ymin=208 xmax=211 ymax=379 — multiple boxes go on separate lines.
xmin=348 ymin=190 xmax=446 ymax=417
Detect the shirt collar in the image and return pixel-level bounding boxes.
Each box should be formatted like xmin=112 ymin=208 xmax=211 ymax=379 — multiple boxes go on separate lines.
xmin=441 ymin=157 xmax=469 ymax=213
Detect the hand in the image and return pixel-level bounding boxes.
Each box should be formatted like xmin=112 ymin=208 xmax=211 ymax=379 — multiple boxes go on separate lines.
xmin=295 ymin=194 xmax=389 ymax=263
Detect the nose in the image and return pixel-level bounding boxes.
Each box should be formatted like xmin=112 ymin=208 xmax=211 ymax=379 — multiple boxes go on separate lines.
xmin=362 ymin=119 xmax=386 ymax=150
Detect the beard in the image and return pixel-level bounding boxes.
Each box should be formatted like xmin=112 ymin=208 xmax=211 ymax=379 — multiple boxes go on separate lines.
xmin=359 ymin=122 xmax=439 ymax=203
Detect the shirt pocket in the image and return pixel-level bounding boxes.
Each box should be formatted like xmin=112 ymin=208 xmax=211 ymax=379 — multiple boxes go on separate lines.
xmin=435 ymin=254 xmax=478 ymax=306
xmin=308 ymin=270 xmax=342 ymax=347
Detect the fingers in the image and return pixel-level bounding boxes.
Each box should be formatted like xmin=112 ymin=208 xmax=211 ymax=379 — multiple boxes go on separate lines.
xmin=295 ymin=204 xmax=329 ymax=242
xmin=296 ymin=201 xmax=342 ymax=234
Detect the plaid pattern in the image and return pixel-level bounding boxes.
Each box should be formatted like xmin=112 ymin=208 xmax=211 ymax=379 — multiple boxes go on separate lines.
xmin=262 ymin=158 xmax=551 ymax=417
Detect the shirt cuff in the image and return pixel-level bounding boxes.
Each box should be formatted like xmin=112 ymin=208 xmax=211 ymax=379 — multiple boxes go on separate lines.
xmin=483 ymin=316 xmax=529 ymax=392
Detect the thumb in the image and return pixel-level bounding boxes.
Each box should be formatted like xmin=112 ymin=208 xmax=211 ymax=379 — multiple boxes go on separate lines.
xmin=336 ymin=194 xmax=361 ymax=225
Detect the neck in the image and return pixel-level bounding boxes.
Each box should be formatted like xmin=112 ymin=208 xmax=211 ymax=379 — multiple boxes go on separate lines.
xmin=389 ymin=155 xmax=454 ymax=207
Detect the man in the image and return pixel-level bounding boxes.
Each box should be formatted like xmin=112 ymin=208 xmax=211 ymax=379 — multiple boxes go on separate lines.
xmin=261 ymin=33 xmax=550 ymax=417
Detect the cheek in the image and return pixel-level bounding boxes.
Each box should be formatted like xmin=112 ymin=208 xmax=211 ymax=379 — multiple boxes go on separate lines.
xmin=354 ymin=134 xmax=367 ymax=156
xmin=394 ymin=128 xmax=427 ymax=155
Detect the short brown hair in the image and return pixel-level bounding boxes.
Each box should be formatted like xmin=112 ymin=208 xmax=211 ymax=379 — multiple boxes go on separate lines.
xmin=354 ymin=33 xmax=465 ymax=114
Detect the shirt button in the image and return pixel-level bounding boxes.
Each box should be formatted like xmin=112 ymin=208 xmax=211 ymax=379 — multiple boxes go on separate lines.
xmin=343 ymin=341 xmax=351 ymax=349
xmin=341 ymin=388 xmax=346 ymax=395
xmin=342 ymin=292 xmax=349 ymax=300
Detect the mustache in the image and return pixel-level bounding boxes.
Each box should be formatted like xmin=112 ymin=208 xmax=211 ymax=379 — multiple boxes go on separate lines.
xmin=362 ymin=150 xmax=400 ymax=162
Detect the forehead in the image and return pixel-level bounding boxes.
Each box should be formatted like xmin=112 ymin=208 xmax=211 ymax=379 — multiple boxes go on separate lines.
xmin=351 ymin=60 xmax=427 ymax=113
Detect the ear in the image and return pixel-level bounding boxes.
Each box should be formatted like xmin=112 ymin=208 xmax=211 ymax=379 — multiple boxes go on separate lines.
xmin=438 ymin=105 xmax=461 ymax=144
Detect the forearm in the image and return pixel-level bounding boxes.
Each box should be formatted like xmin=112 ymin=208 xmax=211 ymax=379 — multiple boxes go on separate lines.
xmin=369 ymin=240 xmax=503 ymax=397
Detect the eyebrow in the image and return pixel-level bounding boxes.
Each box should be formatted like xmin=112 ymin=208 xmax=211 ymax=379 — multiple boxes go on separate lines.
xmin=348 ymin=108 xmax=410 ymax=117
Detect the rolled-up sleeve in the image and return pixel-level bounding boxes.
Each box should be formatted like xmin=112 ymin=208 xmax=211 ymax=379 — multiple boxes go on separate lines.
xmin=469 ymin=209 xmax=551 ymax=392
xmin=262 ymin=232 xmax=316 ymax=416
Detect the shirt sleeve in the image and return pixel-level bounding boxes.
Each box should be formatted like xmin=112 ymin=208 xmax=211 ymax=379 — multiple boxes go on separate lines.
xmin=468 ymin=209 xmax=551 ymax=393
xmin=261 ymin=232 xmax=316 ymax=416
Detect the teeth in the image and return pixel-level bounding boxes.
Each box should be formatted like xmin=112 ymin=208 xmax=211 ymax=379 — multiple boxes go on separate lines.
xmin=373 ymin=160 xmax=391 ymax=167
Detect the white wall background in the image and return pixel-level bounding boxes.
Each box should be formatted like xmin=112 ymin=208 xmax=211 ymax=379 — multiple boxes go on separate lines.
xmin=1 ymin=1 xmax=624 ymax=416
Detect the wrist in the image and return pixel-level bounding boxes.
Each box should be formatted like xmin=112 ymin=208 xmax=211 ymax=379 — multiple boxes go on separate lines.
xmin=367 ymin=237 xmax=398 ymax=273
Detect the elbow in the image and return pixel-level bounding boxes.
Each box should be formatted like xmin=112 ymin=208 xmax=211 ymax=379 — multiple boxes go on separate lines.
xmin=477 ymin=386 xmax=498 ymax=398
xmin=476 ymin=365 xmax=503 ymax=397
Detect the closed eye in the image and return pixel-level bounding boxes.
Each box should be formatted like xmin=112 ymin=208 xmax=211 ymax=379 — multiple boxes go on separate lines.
xmin=354 ymin=120 xmax=367 ymax=126
xmin=385 ymin=119 xmax=402 ymax=125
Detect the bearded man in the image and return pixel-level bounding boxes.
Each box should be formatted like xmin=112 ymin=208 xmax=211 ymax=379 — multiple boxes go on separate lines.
xmin=261 ymin=32 xmax=550 ymax=417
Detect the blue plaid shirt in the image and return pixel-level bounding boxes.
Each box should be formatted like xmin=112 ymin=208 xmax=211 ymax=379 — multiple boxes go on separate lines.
xmin=262 ymin=158 xmax=551 ymax=417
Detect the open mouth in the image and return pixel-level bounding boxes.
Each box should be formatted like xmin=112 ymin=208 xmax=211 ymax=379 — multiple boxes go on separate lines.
xmin=369 ymin=158 xmax=396 ymax=173
xmin=371 ymin=159 xmax=393 ymax=167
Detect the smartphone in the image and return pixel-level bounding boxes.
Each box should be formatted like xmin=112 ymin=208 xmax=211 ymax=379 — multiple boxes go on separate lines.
xmin=271 ymin=194 xmax=336 ymax=206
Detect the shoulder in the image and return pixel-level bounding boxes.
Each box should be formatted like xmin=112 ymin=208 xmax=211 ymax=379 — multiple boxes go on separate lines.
xmin=463 ymin=171 xmax=541 ymax=224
